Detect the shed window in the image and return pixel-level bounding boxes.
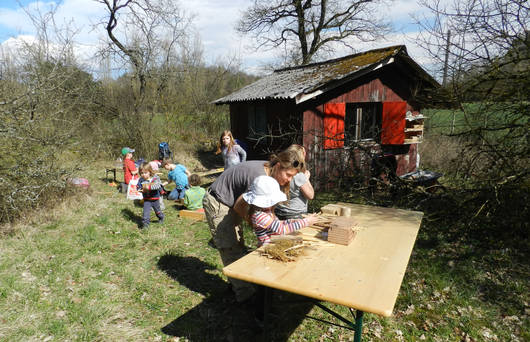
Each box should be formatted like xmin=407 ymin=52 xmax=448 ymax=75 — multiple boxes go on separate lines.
xmin=247 ymin=104 xmax=267 ymax=137
xmin=345 ymin=103 xmax=382 ymax=143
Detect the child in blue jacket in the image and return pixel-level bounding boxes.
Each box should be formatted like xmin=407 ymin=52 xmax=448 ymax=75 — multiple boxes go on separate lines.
xmin=161 ymin=159 xmax=191 ymax=201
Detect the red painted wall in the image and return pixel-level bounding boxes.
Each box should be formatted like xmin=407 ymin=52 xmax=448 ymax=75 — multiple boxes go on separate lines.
xmin=229 ymin=74 xmax=423 ymax=189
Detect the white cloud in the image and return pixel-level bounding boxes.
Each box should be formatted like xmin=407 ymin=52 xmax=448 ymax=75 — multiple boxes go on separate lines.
xmin=0 ymin=0 xmax=447 ymax=77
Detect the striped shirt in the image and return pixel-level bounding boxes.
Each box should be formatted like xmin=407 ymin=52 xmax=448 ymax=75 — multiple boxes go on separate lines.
xmin=250 ymin=208 xmax=309 ymax=246
xmin=137 ymin=175 xmax=162 ymax=200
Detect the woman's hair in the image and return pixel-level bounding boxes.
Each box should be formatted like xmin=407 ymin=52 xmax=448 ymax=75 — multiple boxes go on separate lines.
xmin=264 ymin=149 xmax=305 ymax=194
xmin=216 ymin=130 xmax=236 ymax=154
xmin=189 ymin=174 xmax=201 ymax=186
xmin=139 ymin=162 xmax=154 ymax=176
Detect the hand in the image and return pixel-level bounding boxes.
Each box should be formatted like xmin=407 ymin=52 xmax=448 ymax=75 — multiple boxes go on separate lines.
xmin=305 ymin=213 xmax=319 ymax=226
xmin=304 ymin=170 xmax=311 ymax=179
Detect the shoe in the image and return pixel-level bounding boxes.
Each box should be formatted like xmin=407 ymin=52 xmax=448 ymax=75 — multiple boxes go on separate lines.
xmin=141 ymin=224 xmax=149 ymax=230
xmin=157 ymin=218 xmax=164 ymax=224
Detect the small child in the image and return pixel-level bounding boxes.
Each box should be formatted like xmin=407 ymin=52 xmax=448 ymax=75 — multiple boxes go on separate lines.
xmin=183 ymin=174 xmax=206 ymax=211
xmin=137 ymin=162 xmax=165 ymax=229
xmin=149 ymin=160 xmax=161 ymax=171
xmin=242 ymin=175 xmax=319 ymax=247
xmin=121 ymin=147 xmax=138 ymax=192
xmin=161 ymin=159 xmax=191 ymax=201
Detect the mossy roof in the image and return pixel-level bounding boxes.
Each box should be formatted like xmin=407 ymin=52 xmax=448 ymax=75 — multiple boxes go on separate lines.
xmin=214 ymin=45 xmax=438 ymax=105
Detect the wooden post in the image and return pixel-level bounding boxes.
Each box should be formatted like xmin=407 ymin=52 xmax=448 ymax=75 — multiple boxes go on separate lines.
xmin=442 ymin=30 xmax=451 ymax=87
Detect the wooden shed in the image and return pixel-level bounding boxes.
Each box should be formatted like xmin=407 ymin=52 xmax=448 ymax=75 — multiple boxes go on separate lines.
xmin=214 ymin=45 xmax=439 ymax=189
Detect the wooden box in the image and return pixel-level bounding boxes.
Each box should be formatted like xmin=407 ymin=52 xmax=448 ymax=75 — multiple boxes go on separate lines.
xmin=179 ymin=209 xmax=206 ymax=221
xmin=321 ymin=204 xmax=343 ymax=215
xmin=327 ymin=216 xmax=357 ymax=245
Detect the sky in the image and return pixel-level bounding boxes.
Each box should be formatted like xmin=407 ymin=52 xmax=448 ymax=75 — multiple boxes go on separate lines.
xmin=0 ymin=0 xmax=437 ymax=77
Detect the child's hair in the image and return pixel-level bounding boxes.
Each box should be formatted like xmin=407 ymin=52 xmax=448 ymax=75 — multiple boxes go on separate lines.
xmin=285 ymin=144 xmax=307 ymax=172
xmin=161 ymin=158 xmax=173 ymax=167
xmin=216 ymin=130 xmax=236 ymax=154
xmin=139 ymin=162 xmax=154 ymax=176
xmin=247 ymin=204 xmax=269 ymax=222
xmin=189 ymin=174 xmax=201 ymax=186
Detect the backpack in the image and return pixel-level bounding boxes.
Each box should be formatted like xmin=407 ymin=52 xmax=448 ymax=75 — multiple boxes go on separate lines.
xmin=158 ymin=142 xmax=172 ymax=160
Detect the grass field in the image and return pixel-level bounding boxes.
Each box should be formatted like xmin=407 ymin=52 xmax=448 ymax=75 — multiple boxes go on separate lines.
xmin=0 ymin=161 xmax=528 ymax=341
xmin=423 ymin=103 xmax=527 ymax=136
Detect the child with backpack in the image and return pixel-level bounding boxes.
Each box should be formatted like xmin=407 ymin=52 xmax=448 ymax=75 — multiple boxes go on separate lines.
xmin=137 ymin=162 xmax=165 ymax=229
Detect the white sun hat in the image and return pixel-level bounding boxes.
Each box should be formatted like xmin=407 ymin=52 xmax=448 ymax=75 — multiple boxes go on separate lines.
xmin=243 ymin=175 xmax=287 ymax=208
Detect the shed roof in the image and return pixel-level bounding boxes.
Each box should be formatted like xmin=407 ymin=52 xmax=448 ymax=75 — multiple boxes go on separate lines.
xmin=214 ymin=45 xmax=439 ymax=105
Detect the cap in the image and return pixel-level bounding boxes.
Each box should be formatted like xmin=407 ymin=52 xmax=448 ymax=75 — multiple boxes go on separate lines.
xmin=121 ymin=147 xmax=135 ymax=155
xmin=243 ymin=176 xmax=287 ymax=208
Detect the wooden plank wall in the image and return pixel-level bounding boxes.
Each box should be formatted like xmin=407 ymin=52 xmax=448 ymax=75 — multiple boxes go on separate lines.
xmin=227 ymin=72 xmax=423 ymax=190
xmin=302 ymin=77 xmax=421 ymax=190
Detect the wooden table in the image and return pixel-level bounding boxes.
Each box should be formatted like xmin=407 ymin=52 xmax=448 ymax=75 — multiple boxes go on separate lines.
xmin=223 ymin=203 xmax=423 ymax=341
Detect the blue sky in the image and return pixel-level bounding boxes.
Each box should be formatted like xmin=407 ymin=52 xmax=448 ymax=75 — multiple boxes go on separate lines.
xmin=0 ymin=0 xmax=436 ymax=76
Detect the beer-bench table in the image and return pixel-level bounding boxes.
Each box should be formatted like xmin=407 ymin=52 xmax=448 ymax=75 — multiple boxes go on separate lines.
xmin=223 ymin=203 xmax=423 ymax=341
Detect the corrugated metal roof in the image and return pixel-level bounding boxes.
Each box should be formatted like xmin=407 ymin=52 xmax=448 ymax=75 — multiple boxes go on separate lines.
xmin=214 ymin=45 xmax=411 ymax=105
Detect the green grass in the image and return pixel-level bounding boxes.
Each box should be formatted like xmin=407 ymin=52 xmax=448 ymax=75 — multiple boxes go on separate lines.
xmin=0 ymin=161 xmax=528 ymax=341
xmin=424 ymin=102 xmax=528 ymax=137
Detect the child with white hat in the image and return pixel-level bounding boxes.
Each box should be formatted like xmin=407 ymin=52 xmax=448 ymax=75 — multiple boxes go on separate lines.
xmin=243 ymin=175 xmax=319 ymax=246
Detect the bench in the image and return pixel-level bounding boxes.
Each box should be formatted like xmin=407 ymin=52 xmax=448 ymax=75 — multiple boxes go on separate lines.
xmin=106 ymin=162 xmax=123 ymax=183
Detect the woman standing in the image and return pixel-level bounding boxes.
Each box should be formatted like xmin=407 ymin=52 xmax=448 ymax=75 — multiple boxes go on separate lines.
xmin=203 ymin=149 xmax=304 ymax=303
xmin=216 ymin=130 xmax=247 ymax=170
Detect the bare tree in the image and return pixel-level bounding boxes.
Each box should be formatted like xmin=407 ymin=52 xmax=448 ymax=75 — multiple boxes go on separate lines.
xmin=415 ymin=0 xmax=529 ymax=185
xmin=0 ymin=5 xmax=106 ymax=224
xmin=96 ymin=0 xmax=191 ymax=107
xmin=237 ymin=0 xmax=391 ymax=65
xmin=95 ymin=0 xmax=192 ymax=151
xmin=412 ymin=0 xmax=529 ymax=237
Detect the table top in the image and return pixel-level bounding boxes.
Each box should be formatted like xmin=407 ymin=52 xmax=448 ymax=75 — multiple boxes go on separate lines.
xmin=223 ymin=203 xmax=423 ymax=317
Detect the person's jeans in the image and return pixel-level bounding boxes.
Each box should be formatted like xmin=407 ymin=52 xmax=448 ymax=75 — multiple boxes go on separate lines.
xmin=168 ymin=187 xmax=186 ymax=200
xmin=142 ymin=199 xmax=164 ymax=227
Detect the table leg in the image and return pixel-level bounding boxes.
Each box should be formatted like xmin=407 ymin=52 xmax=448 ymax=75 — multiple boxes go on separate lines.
xmin=354 ymin=310 xmax=364 ymax=342
xmin=262 ymin=287 xmax=272 ymax=338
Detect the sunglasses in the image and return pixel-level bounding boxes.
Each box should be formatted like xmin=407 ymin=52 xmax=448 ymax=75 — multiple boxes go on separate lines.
xmin=292 ymin=160 xmax=304 ymax=169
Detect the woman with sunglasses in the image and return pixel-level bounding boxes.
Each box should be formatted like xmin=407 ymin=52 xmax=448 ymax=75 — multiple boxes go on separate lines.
xmin=275 ymin=144 xmax=315 ymax=220
xmin=202 ymin=148 xmax=304 ymax=303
